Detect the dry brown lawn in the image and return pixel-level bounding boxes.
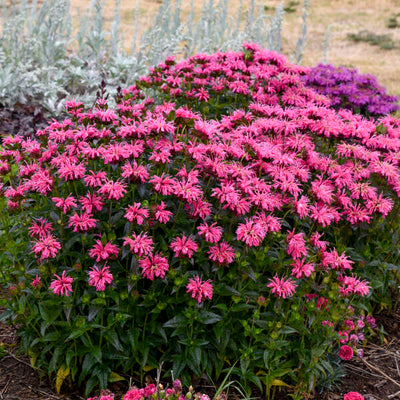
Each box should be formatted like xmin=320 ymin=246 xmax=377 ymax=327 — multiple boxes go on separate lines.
xmin=70 ymin=0 xmax=400 ymax=95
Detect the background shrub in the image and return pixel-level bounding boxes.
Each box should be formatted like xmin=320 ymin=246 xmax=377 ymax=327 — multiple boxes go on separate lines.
xmin=0 ymin=0 xmax=306 ymax=114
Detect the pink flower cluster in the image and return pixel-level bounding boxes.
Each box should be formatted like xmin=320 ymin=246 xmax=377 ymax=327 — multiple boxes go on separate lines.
xmin=2 ymin=46 xmax=399 ymax=299
xmin=87 ymin=381 xmax=211 ymax=400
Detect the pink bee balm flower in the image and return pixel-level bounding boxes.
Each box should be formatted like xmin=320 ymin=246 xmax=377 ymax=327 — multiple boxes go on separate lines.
xmin=153 ymin=201 xmax=173 ymax=224
xmin=28 ymin=218 xmax=54 ymax=239
xmin=84 ymin=170 xmax=107 ymax=187
xmin=186 ymin=276 xmax=213 ymax=303
xmin=338 ymin=345 xmax=354 ymax=361
xmin=31 ymin=275 xmax=41 ymax=288
xmin=123 ymin=232 xmax=154 ymax=257
xmin=124 ymin=203 xmax=149 ymax=225
xmin=286 ymin=230 xmax=307 ymax=260
xmin=344 ymin=392 xmax=364 ymax=400
xmin=208 ymin=241 xmax=235 ymax=265
xmin=236 ymin=219 xmax=266 ymax=247
xmin=149 ymin=173 xmax=176 ymax=195
xmin=88 ymin=265 xmax=113 ymax=291
xmin=80 ymin=192 xmax=104 ymax=214
xmin=98 ymin=179 xmax=127 ymax=200
xmin=170 ymin=234 xmax=198 ymax=258
xmin=321 ymin=249 xmax=354 ymax=271
xmin=68 ymin=212 xmax=97 ymax=232
xmin=338 ymin=275 xmax=370 ymax=297
xmin=32 ymin=234 xmax=61 ymax=261
xmin=267 ymin=275 xmax=297 ymax=299
xmin=52 ymin=194 xmax=77 ymax=213
xmin=89 ymin=239 xmax=119 ymax=262
xmin=197 ymin=222 xmax=223 ymax=243
xmin=139 ymin=253 xmax=169 ymax=280
xmin=310 ymin=231 xmax=328 ymax=251
xmin=49 ymin=271 xmax=73 ymax=296
xmin=290 ymin=258 xmax=315 ymax=279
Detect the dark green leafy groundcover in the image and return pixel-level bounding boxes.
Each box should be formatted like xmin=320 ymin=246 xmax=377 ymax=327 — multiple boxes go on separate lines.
xmin=0 ymin=45 xmax=399 ymax=400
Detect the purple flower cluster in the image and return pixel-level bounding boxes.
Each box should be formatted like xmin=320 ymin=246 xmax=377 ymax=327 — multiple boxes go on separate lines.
xmin=302 ymin=64 xmax=399 ymax=117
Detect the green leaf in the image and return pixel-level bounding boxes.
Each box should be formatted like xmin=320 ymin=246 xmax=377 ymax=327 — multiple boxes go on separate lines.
xmin=66 ymin=329 xmax=85 ymax=341
xmin=163 ymin=315 xmax=185 ymax=328
xmin=198 ymin=311 xmax=222 ymax=324
xmin=81 ymin=354 xmax=96 ymax=381
xmin=85 ymin=376 xmax=98 ymax=398
xmin=105 ymin=330 xmax=123 ymax=352
xmin=49 ymin=347 xmax=62 ymax=373
xmin=43 ymin=332 xmax=59 ymax=342
xmin=279 ymin=325 xmax=298 ymax=334
xmin=91 ymin=346 xmax=102 ymax=363
xmin=93 ymin=366 xmax=108 ymax=389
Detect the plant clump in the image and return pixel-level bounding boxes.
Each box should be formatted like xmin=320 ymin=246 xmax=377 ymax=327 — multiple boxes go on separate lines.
xmin=1 ymin=44 xmax=399 ymax=398
xmin=302 ymin=63 xmax=399 ymax=117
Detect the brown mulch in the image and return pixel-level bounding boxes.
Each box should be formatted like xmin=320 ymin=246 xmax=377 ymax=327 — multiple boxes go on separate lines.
xmin=0 ymin=318 xmax=82 ymax=400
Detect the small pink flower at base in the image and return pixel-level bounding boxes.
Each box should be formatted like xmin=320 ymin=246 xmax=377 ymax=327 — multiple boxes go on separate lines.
xmin=267 ymin=275 xmax=296 ymax=299
xmin=123 ymin=388 xmax=144 ymax=400
xmin=88 ymin=265 xmax=113 ymax=291
xmin=170 ymin=234 xmax=198 ymax=258
xmin=143 ymin=384 xmax=156 ymax=397
xmin=366 ymin=315 xmax=377 ymax=328
xmin=49 ymin=271 xmax=73 ymax=296
xmin=173 ymin=379 xmax=182 ymax=393
xmin=139 ymin=253 xmax=169 ymax=280
xmin=31 ymin=275 xmax=41 ymax=289
xmin=344 ymin=392 xmax=364 ymax=400
xmin=339 ymin=345 xmax=354 ymax=361
xmin=186 ymin=276 xmax=213 ymax=303
xmin=338 ymin=331 xmax=349 ymax=344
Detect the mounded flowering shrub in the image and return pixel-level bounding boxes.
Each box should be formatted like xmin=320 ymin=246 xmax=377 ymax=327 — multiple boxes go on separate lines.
xmin=1 ymin=45 xmax=400 ymax=398
xmin=302 ymin=64 xmax=399 ymax=118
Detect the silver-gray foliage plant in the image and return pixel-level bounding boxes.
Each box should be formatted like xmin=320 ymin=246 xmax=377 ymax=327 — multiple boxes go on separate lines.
xmin=0 ymin=0 xmax=309 ymax=114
